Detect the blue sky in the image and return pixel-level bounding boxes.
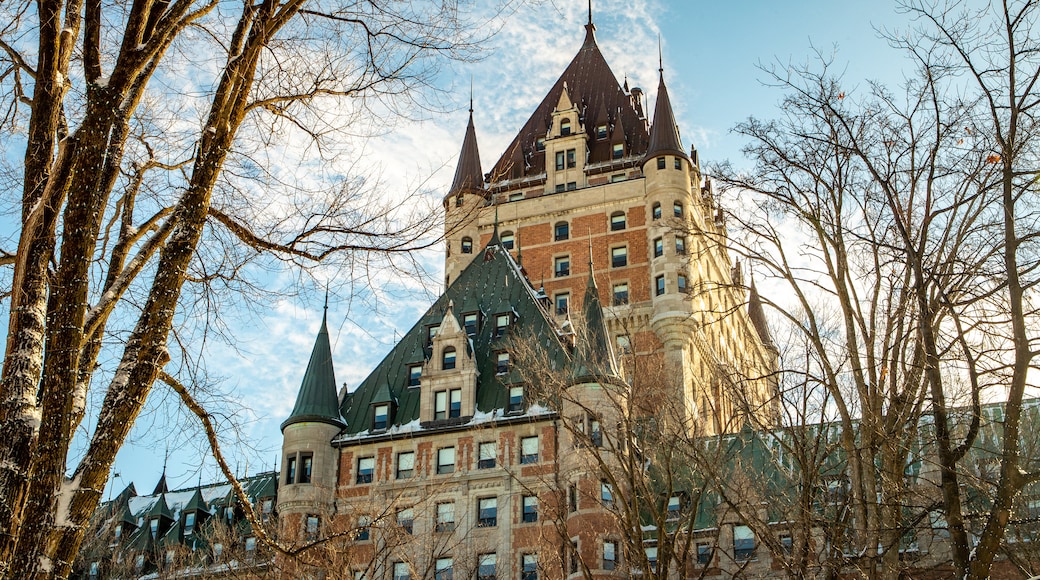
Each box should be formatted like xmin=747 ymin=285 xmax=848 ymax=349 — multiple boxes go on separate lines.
xmin=59 ymin=0 xmax=924 ymax=497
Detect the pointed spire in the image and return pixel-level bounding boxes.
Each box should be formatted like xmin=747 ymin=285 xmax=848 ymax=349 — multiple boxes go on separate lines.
xmin=571 ymin=254 xmax=620 ymax=383
xmin=281 ymin=308 xmax=347 ymax=431
xmin=644 ymin=66 xmax=688 ymax=164
xmin=448 ymin=100 xmax=484 ymax=196
xmin=152 ymin=452 xmax=169 ymax=495
xmin=582 ymin=6 xmax=597 ymax=48
xmin=588 ymin=0 xmax=592 ymax=25
xmin=748 ymin=279 xmax=776 ymax=351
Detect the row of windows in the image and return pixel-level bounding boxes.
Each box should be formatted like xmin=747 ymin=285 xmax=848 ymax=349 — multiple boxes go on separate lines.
xmin=655 ymin=155 xmax=684 ymax=170
xmin=653 ymin=235 xmax=686 ymax=257
xmin=355 ymin=430 xmax=536 ymax=484
xmin=389 ymin=553 xmax=530 ymax=580
xmin=552 ymin=269 xmax=688 ymax=314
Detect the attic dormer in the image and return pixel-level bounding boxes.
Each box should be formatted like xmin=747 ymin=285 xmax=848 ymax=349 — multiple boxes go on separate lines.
xmin=545 ymin=83 xmax=589 ymax=194
xmin=420 ymin=301 xmax=478 ymax=424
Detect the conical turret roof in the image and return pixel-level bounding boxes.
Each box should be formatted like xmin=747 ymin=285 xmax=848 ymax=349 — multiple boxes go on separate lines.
xmin=644 ymin=70 xmax=687 ymax=163
xmin=571 ymin=267 xmax=621 ymax=383
xmin=281 ymin=312 xmax=347 ymax=431
xmin=448 ymin=108 xmax=484 ymax=196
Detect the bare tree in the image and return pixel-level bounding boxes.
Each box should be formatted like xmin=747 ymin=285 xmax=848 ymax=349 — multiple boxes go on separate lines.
xmin=0 ymin=0 xmax=494 ymax=575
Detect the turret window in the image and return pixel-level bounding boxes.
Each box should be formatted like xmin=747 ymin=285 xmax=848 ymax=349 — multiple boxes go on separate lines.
xmin=612 ymin=143 xmax=624 ymax=159
xmin=655 ymin=275 xmax=665 ymax=296
xmin=373 ymin=403 xmax=389 ymax=430
xmin=610 ymin=212 xmax=626 ymax=230
xmin=442 ymin=348 xmax=456 ymax=370
xmin=286 ymin=455 xmax=297 ymax=484
xmin=554 ymin=221 xmax=569 ymax=241
xmin=673 ymin=202 xmax=684 ymax=218
xmin=357 ymin=457 xmax=375 ymax=484
xmin=300 ymin=453 xmax=313 ymax=483
xmin=654 ymin=237 xmax=663 ymax=258
xmin=657 ymin=156 xmax=666 ymax=169
xmin=676 ymin=236 xmax=687 ymax=255
xmin=613 ymin=283 xmax=629 ymax=306
xmin=455 ymin=194 xmax=463 ymax=207
xmin=461 ymin=237 xmax=473 ymax=254
xmin=554 ymin=255 xmax=570 ymax=277
xmin=652 ymin=202 xmax=662 ymax=220
xmin=501 ymin=231 xmax=514 ymax=250
xmin=397 ymin=451 xmax=415 ymax=479
xmin=678 ymin=273 xmax=689 ymax=293
xmin=561 ymin=118 xmax=572 ymax=136
xmin=675 ymin=157 xmax=682 ymax=169
xmin=611 ymin=246 xmax=627 ymax=268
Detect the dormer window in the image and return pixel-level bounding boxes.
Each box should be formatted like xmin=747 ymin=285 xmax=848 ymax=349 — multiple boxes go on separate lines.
xmin=184 ymin=512 xmax=196 ymax=535
xmin=442 ymin=347 xmax=456 ymax=370
xmin=461 ymin=237 xmax=473 ymax=254
xmin=427 ymin=325 xmax=439 ymax=344
xmin=596 ymin=124 xmax=607 ymax=139
xmin=408 ymin=365 xmax=422 ymax=387
xmin=676 ymin=236 xmax=687 ymax=255
xmin=501 ymin=231 xmax=514 ymax=250
xmin=612 ymin=143 xmax=624 ymax=159
xmin=509 ymin=386 xmax=524 ymax=413
xmin=496 ymin=352 xmax=510 ymax=374
xmin=435 ymin=389 xmax=461 ymax=420
xmin=555 ymin=151 xmax=565 ymax=171
xmin=114 ymin=524 xmax=122 ymax=540
xmin=463 ymin=312 xmax=478 ymax=336
xmin=561 ymin=118 xmax=571 ymax=136
xmin=536 ymin=137 xmax=545 ymax=151
xmin=150 ymin=518 xmax=159 ymax=538
xmin=373 ymin=403 xmax=389 ymax=430
xmin=566 ymin=148 xmax=576 ymax=168
xmin=494 ymin=314 xmax=511 ymax=338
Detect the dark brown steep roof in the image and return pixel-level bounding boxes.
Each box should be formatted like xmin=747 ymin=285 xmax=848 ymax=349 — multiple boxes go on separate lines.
xmin=488 ymin=23 xmax=649 ymax=183
xmin=448 ymin=108 xmax=484 ymax=196
xmin=644 ymin=70 xmax=687 ymax=162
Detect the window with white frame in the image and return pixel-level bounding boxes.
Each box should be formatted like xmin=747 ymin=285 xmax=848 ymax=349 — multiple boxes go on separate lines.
xmin=393 ymin=562 xmax=410 ymax=580
xmin=478 ymin=441 xmax=497 ymax=469
xmin=356 ymin=456 xmax=375 ymax=484
xmin=373 ymin=403 xmax=389 ymax=430
xmin=520 ymin=436 xmax=539 ymax=464
xmin=397 ymin=451 xmax=415 ymax=479
xmin=436 ymin=502 xmax=455 ymax=532
xmin=437 ymin=447 xmax=455 ymax=475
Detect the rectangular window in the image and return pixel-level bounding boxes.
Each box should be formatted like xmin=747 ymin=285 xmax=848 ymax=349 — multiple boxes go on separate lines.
xmin=675 ymin=236 xmax=686 ymax=255
xmin=655 ymin=275 xmax=665 ymax=296
xmin=449 ymin=389 xmax=461 ymax=418
xmin=590 ymin=417 xmax=602 ymax=447
xmin=356 ymin=456 xmax=375 ymax=484
xmin=495 ymin=314 xmax=510 ymax=338
xmin=435 ymin=390 xmax=447 ymax=420
xmin=464 ymin=312 xmax=478 ymax=336
xmin=678 ymin=273 xmax=688 ymax=293
xmin=479 ymin=442 xmax=497 ymax=469
xmin=306 ymin=515 xmax=320 ymax=535
xmin=566 ymin=148 xmax=576 ymax=168
xmin=673 ymin=202 xmax=683 ymax=218
xmin=397 ymin=451 xmax=415 ymax=479
xmin=667 ymin=495 xmax=681 ymax=520
xmin=570 ymin=541 xmax=579 ymax=574
xmin=478 ymin=497 xmax=498 ymax=527
xmin=427 ymin=325 xmax=439 ymax=344
xmin=408 ymin=365 xmax=422 ymax=387
xmin=734 ymin=525 xmax=755 ymax=561
xmin=601 ymin=481 xmax=614 ymax=506
xmin=675 ymin=157 xmax=682 ymax=169
xmin=397 ymin=508 xmax=414 ymax=534
xmin=509 ymin=192 xmax=523 ymax=202
xmin=478 ymin=554 xmax=497 ymax=580
xmin=435 ymin=558 xmax=453 ymax=580
xmin=286 ymin=455 xmax=297 ymax=484
xmin=184 ymin=511 xmax=196 ymax=535
xmin=436 ymin=502 xmax=455 ymax=532
xmin=496 ymin=352 xmax=510 ymax=374
xmin=610 ymin=213 xmax=626 ymax=230
xmin=657 ymin=156 xmax=666 ymax=169
xmin=509 ymin=386 xmax=524 ymax=413
xmin=652 ymin=203 xmax=662 ymax=220
xmin=555 ymin=293 xmax=569 ymax=315
xmin=611 ymin=173 xmax=625 ymax=182
xmin=522 ymin=495 xmax=538 ymax=522
xmin=554 ymin=222 xmax=569 ymax=241
xmin=616 ymin=335 xmax=632 ymax=355
xmin=596 ymin=125 xmax=607 ymax=139
xmin=611 ymin=247 xmax=627 ymax=268
xmin=604 ymin=541 xmax=617 ymax=570
xmin=612 ymin=143 xmax=623 ymax=159
xmin=567 ymin=181 xmax=577 ymax=190
xmin=356 ymin=515 xmax=370 ymax=541
xmin=696 ymin=542 xmax=713 ymax=565
xmin=554 ymin=256 xmax=570 ymax=277
xmin=437 ymin=447 xmax=455 ymax=475
xmin=150 ymin=518 xmax=159 ymax=538
xmin=300 ymin=453 xmax=313 ymax=484
xmin=555 ymin=151 xmax=565 ymax=170
xmin=645 ymin=546 xmax=658 ymax=572
xmin=654 ymin=237 xmax=663 ymax=257
xmin=394 ymin=562 xmax=410 ymax=580
xmin=612 ymin=283 xmax=629 ymax=306
xmin=373 ymin=403 xmax=389 ymax=430
xmin=536 ymin=137 xmax=545 ymax=151
xmin=520 ymin=436 xmax=539 ymax=464
xmin=569 ymin=484 xmax=578 ymax=512
xmin=522 ymin=554 xmax=538 ymax=580
xmin=555 ymin=184 xmax=566 ymax=193
xmin=780 ymin=533 xmax=793 ymax=554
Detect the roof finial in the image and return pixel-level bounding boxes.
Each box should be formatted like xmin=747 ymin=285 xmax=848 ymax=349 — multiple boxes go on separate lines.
xmin=588 ymin=227 xmax=594 ymax=270
xmin=323 ymin=284 xmax=329 ymax=313
xmin=588 ymin=0 xmax=592 ymax=25
xmin=469 ymin=76 xmax=474 ymax=114
xmin=658 ymin=34 xmax=663 ymax=74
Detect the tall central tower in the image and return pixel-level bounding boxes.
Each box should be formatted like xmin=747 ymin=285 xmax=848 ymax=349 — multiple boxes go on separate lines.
xmin=442 ymin=19 xmax=778 ymax=433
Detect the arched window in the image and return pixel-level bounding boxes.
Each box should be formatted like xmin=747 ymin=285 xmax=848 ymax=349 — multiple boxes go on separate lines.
xmin=461 ymin=237 xmax=473 ymax=254
xmin=443 ymin=347 xmax=457 ymax=370
xmin=501 ymin=231 xmax=515 ymax=250
xmin=554 ymin=221 xmax=569 ymax=241
xmin=561 ymin=118 xmax=572 ymax=136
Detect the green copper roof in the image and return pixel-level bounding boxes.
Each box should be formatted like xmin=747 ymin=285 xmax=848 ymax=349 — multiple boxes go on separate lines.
xmin=281 ymin=312 xmax=347 ymax=431
xmin=572 ymin=268 xmax=621 ymax=383
xmin=182 ymin=488 xmax=209 ymax=514
xmin=144 ymin=494 xmax=173 ymax=521
xmin=337 ymin=240 xmax=572 ymax=437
